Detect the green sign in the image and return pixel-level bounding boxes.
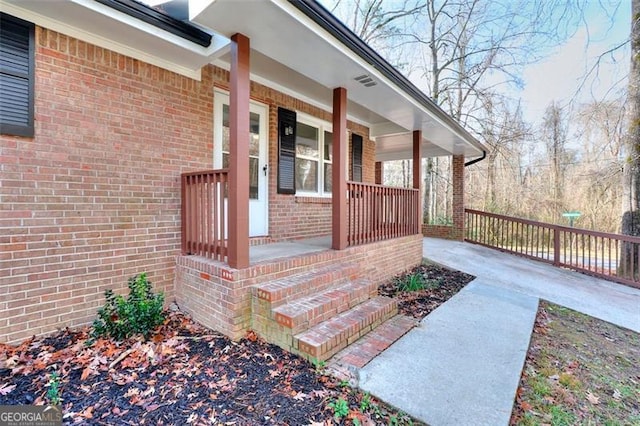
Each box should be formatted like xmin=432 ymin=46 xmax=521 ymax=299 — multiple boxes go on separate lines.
xmin=562 ymin=211 xmax=581 ymax=218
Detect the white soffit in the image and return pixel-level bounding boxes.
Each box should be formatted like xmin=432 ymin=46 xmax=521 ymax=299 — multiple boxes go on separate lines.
xmin=0 ymin=0 xmax=228 ymax=80
xmin=190 ymin=0 xmax=483 ymax=159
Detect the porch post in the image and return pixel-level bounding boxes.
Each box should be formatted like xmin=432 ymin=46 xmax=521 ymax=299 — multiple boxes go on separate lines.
xmin=452 ymin=155 xmax=465 ymax=241
xmin=228 ymin=33 xmax=250 ymax=269
xmin=332 ymin=87 xmax=348 ymax=250
xmin=413 ymin=130 xmax=422 ymax=234
xmin=375 ymin=161 xmax=383 ymax=185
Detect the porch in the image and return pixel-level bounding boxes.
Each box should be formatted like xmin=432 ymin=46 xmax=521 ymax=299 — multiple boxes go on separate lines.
xmin=175 ymin=233 xmax=423 ymax=360
xmin=174 ymin=0 xmax=485 ymax=359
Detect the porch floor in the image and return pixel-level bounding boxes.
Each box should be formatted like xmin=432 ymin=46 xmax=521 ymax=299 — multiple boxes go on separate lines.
xmin=249 ymin=236 xmax=332 ymax=264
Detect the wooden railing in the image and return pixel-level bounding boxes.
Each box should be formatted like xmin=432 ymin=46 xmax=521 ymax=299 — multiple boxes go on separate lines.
xmin=347 ymin=182 xmax=420 ymax=246
xmin=465 ymin=208 xmax=640 ymax=288
xmin=181 ymin=169 xmax=228 ymax=261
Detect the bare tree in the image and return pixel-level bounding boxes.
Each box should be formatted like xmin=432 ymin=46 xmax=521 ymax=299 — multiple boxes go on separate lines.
xmin=541 ymin=101 xmax=570 ymax=221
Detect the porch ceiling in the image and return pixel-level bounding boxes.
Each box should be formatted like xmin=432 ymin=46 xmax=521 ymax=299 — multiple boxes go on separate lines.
xmin=190 ymin=0 xmax=486 ymax=162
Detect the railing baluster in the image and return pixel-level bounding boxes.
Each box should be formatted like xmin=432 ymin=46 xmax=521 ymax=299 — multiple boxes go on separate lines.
xmin=463 ymin=208 xmax=640 ymax=288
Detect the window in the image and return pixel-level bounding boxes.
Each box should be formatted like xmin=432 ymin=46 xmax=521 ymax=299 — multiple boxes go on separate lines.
xmin=351 ymin=133 xmax=363 ymax=182
xmin=0 ymin=13 xmax=35 ymax=137
xmin=295 ymin=117 xmax=332 ymax=195
xmin=221 ymin=104 xmax=261 ymax=199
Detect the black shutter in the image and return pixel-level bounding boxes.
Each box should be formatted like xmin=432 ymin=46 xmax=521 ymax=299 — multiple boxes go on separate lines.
xmin=352 ymin=133 xmax=363 ymax=182
xmin=0 ymin=13 xmax=35 ymax=138
xmin=277 ymin=107 xmax=297 ymax=194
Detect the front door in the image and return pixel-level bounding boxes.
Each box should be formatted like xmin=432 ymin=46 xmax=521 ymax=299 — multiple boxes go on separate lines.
xmin=214 ymin=90 xmax=269 ymax=237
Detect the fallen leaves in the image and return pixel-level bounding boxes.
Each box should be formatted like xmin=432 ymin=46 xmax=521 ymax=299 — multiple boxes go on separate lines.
xmin=1 ymin=310 xmax=425 ymax=425
xmin=585 ymin=391 xmax=600 ymax=405
xmin=0 ymin=383 xmax=16 ymax=395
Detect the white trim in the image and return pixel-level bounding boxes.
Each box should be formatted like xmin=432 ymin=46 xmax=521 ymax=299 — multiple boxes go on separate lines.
xmin=270 ymin=0 xmax=480 ymax=152
xmin=295 ymin=112 xmax=337 ymax=197
xmin=0 ymin=0 xmax=203 ymax=80
xmin=212 ymin=59 xmax=373 ymax=130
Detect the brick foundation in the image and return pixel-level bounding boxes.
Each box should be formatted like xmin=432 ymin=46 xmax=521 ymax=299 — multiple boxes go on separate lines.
xmin=174 ymin=235 xmax=423 ymax=340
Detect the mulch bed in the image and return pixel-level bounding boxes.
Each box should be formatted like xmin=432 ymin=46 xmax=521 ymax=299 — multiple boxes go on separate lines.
xmin=379 ymin=262 xmax=475 ymax=319
xmin=1 ymin=262 xmax=474 ymax=425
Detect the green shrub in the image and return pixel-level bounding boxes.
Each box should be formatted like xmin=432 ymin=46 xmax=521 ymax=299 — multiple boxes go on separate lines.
xmin=328 ymin=397 xmax=349 ymax=419
xmin=92 ymin=273 xmax=165 ymax=340
xmin=46 ymin=371 xmax=61 ymax=405
xmin=395 ymin=272 xmax=442 ymax=292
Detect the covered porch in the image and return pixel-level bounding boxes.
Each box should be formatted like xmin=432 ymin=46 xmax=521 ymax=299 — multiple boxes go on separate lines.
xmin=174 ymin=0 xmax=485 ymax=356
xmin=180 ymin=0 xmax=485 ymax=270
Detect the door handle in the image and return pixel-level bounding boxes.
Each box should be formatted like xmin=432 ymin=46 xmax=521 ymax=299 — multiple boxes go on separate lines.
xmin=263 ymin=164 xmax=268 ymax=176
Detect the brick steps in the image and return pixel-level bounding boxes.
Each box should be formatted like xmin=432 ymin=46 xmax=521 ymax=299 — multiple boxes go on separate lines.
xmin=272 ymin=278 xmax=377 ymax=333
xmin=327 ymin=314 xmax=417 ymax=383
xmin=251 ymin=260 xmax=402 ymax=363
xmin=254 ymin=263 xmax=360 ymax=307
xmin=294 ymin=296 xmax=397 ymax=361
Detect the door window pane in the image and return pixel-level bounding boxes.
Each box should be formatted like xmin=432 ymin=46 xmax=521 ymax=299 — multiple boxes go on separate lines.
xmin=222 ymin=104 xmax=260 ymax=200
xmin=250 ymin=157 xmax=259 ymax=199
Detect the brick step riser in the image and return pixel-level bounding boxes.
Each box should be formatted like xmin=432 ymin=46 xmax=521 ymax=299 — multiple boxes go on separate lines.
xmin=273 ymin=280 xmax=379 ymax=334
xmin=253 ymin=264 xmax=361 ymax=308
xmin=293 ymin=298 xmax=398 ymax=362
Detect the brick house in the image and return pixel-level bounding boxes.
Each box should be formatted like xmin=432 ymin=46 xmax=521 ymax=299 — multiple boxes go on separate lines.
xmin=0 ymin=0 xmax=485 ymax=358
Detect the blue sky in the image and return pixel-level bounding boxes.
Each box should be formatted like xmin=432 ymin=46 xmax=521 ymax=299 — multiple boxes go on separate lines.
xmin=520 ymin=0 xmax=630 ymax=124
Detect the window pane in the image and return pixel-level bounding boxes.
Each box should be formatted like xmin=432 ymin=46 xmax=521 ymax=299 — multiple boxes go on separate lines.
xmin=250 ymin=112 xmax=260 ymax=156
xmin=296 ymin=122 xmax=319 ymax=158
xmin=222 ymin=104 xmax=229 ymax=127
xmin=223 ymin=105 xmax=260 ymax=156
xmin=223 ymin=153 xmax=229 ymax=169
xmin=250 ymin=157 xmax=259 ymax=199
xmin=324 ymin=163 xmax=332 ymax=193
xmin=324 ymin=131 xmax=333 ymax=161
xmin=296 ymin=159 xmax=318 ymax=192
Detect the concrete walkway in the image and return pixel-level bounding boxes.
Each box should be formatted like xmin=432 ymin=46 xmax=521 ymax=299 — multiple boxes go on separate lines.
xmin=359 ymin=238 xmax=640 ymax=426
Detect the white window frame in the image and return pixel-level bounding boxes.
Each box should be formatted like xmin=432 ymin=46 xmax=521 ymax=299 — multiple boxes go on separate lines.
xmin=295 ymin=113 xmax=334 ymax=197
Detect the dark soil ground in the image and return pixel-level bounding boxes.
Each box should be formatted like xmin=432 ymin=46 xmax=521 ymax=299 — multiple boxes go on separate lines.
xmin=510 ymin=301 xmax=640 ymax=425
xmin=0 ymin=262 xmax=473 ymax=425
xmin=378 ymin=262 xmax=475 ymax=318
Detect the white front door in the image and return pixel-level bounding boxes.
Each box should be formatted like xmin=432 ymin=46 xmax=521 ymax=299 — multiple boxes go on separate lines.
xmin=214 ymin=90 xmax=269 ymax=237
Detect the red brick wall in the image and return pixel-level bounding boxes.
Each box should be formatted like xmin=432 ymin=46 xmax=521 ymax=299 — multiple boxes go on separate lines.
xmin=211 ymin=68 xmax=375 ymax=241
xmin=0 ymin=27 xmax=219 ymax=343
xmin=0 ymin=25 xmax=377 ymax=343
xmin=422 ymin=155 xmax=465 ymax=241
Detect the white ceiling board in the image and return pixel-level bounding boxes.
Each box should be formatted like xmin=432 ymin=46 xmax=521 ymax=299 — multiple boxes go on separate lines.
xmin=192 ymin=0 xmax=484 ymax=158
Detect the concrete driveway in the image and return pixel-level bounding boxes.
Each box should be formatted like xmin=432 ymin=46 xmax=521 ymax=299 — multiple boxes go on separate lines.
xmin=423 ymin=238 xmax=640 ymax=333
xmin=358 ymin=238 xmax=640 ymax=426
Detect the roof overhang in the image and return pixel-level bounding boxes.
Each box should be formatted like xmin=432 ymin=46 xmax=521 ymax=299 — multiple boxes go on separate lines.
xmin=190 ymin=0 xmax=486 ymax=161
xmin=0 ymin=0 xmax=486 ymax=161
xmin=0 ymin=0 xmax=228 ymax=80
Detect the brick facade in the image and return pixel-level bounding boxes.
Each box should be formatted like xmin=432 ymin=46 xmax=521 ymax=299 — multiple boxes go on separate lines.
xmin=175 ymin=235 xmax=423 ymax=340
xmin=422 ymin=155 xmax=465 ymax=241
xmin=0 ymin=25 xmax=378 ymax=343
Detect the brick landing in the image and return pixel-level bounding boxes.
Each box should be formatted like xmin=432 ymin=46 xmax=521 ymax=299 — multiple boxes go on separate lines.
xmin=327 ymin=314 xmax=417 ymax=384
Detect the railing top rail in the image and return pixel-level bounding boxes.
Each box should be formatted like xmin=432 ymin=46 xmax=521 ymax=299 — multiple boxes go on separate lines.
xmin=181 ymin=168 xmax=229 ymax=178
xmin=465 ymin=208 xmax=640 ymax=243
xmin=347 ymin=181 xmax=419 ymax=192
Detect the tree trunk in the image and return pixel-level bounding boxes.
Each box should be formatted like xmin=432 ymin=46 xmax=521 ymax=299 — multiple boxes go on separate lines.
xmin=620 ymin=0 xmax=640 ymax=277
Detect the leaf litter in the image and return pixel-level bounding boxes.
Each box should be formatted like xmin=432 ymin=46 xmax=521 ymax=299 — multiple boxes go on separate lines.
xmin=0 ymin=262 xmax=473 ymax=425
xmin=510 ymin=300 xmax=640 ymax=425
